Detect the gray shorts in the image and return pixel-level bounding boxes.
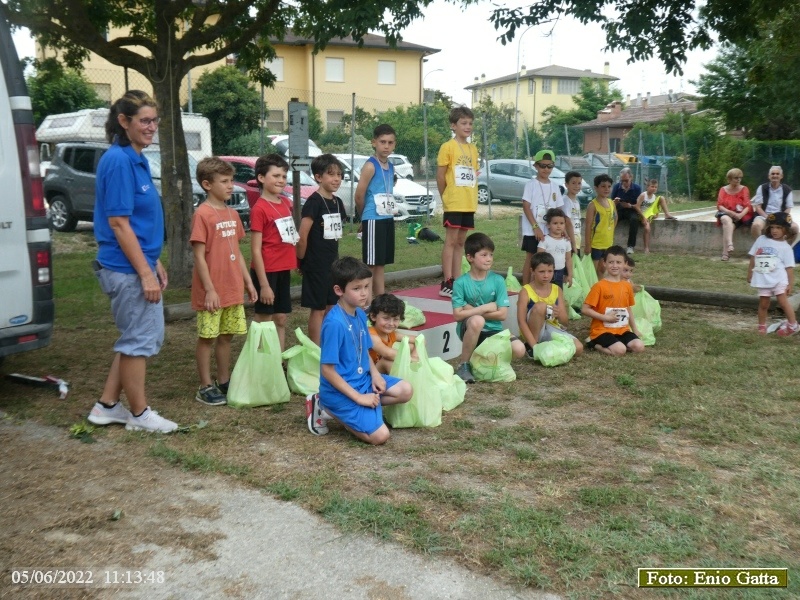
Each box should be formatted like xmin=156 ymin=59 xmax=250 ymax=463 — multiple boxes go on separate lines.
xmin=95 ymin=263 xmax=164 ymax=357
xmin=537 ymin=321 xmax=577 ymax=343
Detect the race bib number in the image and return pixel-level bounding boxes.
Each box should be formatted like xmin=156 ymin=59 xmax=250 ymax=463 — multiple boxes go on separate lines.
xmin=455 ymin=165 xmax=476 ymax=187
xmin=274 ymin=215 xmax=299 ymax=245
xmin=322 ymin=213 xmax=343 ymax=240
xmin=604 ymin=307 xmax=629 ymax=328
xmin=753 ymin=254 xmax=778 ymax=274
xmin=374 ymin=193 xmax=396 ymax=216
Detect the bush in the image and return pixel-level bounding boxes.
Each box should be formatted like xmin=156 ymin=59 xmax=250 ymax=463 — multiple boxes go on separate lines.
xmin=225 ymin=130 xmax=277 ymax=156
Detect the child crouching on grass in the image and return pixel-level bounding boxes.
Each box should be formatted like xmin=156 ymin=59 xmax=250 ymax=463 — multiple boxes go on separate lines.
xmin=517 ymin=252 xmax=583 ymax=358
xmin=581 ymin=245 xmax=645 ymax=356
xmin=368 ymin=293 xmax=418 ymax=374
xmin=748 ymin=212 xmax=798 ymax=335
xmin=306 ymin=257 xmax=412 ymax=445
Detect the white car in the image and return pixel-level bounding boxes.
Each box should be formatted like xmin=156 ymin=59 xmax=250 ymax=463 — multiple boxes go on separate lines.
xmin=333 ymin=154 xmax=435 ymax=220
xmin=388 ymin=153 xmax=414 ymax=179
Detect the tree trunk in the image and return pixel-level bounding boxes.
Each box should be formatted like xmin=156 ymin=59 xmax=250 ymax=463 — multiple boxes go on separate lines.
xmin=150 ymin=75 xmax=195 ymax=289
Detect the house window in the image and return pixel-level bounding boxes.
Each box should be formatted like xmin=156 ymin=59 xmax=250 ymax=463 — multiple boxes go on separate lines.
xmin=528 ymin=79 xmax=534 ymax=94
xmin=609 ymin=138 xmax=621 ymax=152
xmin=499 ymin=87 xmax=503 ymax=100
xmin=326 ymin=110 xmax=344 ymax=129
xmin=325 ymin=57 xmax=345 ymax=82
xmin=92 ymin=83 xmax=112 ymax=106
xmin=558 ymin=78 xmax=580 ymax=94
xmin=266 ymin=109 xmax=284 ymax=132
xmin=377 ymin=60 xmax=396 ymax=85
xmin=266 ymin=57 xmax=284 ymax=82
xmin=542 ymin=78 xmax=552 ymax=93
xmin=492 ymin=87 xmax=496 ymax=99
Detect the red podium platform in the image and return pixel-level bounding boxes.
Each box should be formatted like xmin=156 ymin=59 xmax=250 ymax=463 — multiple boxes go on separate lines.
xmin=395 ymin=284 xmax=519 ymax=361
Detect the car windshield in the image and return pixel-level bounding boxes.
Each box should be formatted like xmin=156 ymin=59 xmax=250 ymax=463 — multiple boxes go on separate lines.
xmin=287 ymin=170 xmax=316 ymax=186
xmin=142 ymin=150 xmax=199 ymax=180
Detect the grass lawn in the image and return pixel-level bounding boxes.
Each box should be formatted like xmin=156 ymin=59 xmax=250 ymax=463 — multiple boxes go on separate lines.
xmin=2 ymin=214 xmax=798 ymax=598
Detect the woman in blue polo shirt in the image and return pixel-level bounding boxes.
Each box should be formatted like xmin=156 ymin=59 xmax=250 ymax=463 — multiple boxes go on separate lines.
xmin=87 ymin=90 xmax=177 ymax=433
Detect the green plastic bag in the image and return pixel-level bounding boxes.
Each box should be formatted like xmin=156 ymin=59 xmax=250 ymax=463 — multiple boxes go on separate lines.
xmin=563 ymin=278 xmax=584 ymax=310
xmin=581 ymin=254 xmax=598 ymax=287
xmin=637 ymin=317 xmax=656 ymax=346
xmin=281 ymin=328 xmax=320 ymax=396
xmin=428 ymin=357 xmax=466 ymax=412
xmin=570 ymin=258 xmax=591 ymax=307
xmin=399 ymin=304 xmax=425 ymax=329
xmin=567 ymin=304 xmax=581 ymax=320
xmin=470 ymin=329 xmax=516 ymax=382
xmin=227 ymin=321 xmax=290 ymax=407
xmin=505 ymin=266 xmax=522 ymax=293
xmin=633 ymin=286 xmax=662 ymax=332
xmin=384 ymin=335 xmax=442 ymax=428
xmin=461 ymin=255 xmax=470 ymax=275
xmin=533 ymin=331 xmax=577 ymax=367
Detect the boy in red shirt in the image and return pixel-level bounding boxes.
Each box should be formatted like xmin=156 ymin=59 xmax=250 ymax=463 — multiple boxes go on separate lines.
xmin=250 ymin=153 xmax=298 ymax=351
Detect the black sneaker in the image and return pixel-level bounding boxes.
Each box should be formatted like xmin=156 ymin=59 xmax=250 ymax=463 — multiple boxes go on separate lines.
xmin=196 ymin=385 xmax=227 ymax=406
xmin=456 ymin=362 xmax=475 ymax=384
xmin=439 ymin=278 xmax=453 ymax=298
xmin=215 ymin=379 xmax=229 ymax=396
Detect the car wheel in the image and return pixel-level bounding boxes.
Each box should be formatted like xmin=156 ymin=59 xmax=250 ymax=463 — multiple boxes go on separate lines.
xmin=478 ymin=185 xmax=492 ymax=205
xmin=405 ymin=174 xmax=414 ymax=180
xmin=48 ymin=195 xmax=78 ymax=232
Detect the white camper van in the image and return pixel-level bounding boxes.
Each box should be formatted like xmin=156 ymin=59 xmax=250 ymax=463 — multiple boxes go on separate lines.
xmin=37 ymin=108 xmax=213 ymax=171
xmin=0 ymin=6 xmax=54 ymax=362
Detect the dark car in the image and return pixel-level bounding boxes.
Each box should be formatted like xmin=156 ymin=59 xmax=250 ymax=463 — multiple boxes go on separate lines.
xmin=44 ymin=143 xmax=249 ymax=231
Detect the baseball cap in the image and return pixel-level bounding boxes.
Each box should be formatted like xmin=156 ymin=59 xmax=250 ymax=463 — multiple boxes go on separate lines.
xmin=767 ymin=211 xmax=792 ymax=227
xmin=534 ymin=149 xmax=555 ymax=163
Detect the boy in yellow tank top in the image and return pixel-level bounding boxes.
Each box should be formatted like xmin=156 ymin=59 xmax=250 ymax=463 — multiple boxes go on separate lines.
xmin=583 ymin=173 xmax=617 ymax=280
xmin=516 ymin=253 xmax=583 ymax=358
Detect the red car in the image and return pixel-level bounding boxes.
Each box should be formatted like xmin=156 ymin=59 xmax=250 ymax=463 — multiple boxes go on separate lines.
xmin=220 ymin=155 xmax=318 ymax=208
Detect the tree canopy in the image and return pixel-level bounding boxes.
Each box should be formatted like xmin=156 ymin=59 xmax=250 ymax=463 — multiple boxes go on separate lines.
xmin=694 ymin=3 xmax=800 ymax=140
xmin=191 ymin=66 xmax=261 ymax=155
xmin=488 ymin=0 xmax=784 ymax=75
xmin=538 ymin=79 xmax=622 ymax=155
xmin=5 ymin=0 xmax=436 ymax=285
xmin=25 ymin=57 xmax=103 ymax=126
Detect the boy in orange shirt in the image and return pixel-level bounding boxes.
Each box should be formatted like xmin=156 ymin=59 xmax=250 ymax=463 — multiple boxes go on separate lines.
xmin=191 ymin=157 xmax=257 ymax=405
xmin=581 ymin=245 xmax=645 ymax=356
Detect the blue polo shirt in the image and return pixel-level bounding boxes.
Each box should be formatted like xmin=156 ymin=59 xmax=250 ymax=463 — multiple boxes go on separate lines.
xmin=94 ymin=143 xmax=164 ymax=273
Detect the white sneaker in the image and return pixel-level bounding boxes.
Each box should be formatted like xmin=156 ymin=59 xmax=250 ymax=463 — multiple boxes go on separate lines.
xmin=87 ymin=401 xmax=131 ymax=425
xmin=626 ymin=247 xmax=634 ymax=255
xmin=125 ymin=408 xmax=178 ymax=433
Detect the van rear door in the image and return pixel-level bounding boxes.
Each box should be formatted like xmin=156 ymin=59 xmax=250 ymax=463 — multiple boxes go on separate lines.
xmin=0 ymin=6 xmax=54 ymax=358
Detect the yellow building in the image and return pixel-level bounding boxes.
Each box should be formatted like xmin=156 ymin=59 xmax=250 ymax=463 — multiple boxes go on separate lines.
xmin=465 ymin=64 xmax=617 ymax=132
xmin=36 ymin=30 xmax=438 ymax=132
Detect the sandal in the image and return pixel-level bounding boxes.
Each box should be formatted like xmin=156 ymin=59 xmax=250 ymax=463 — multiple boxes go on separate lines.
xmin=721 ymin=252 xmax=729 ymax=261
xmin=665 ymin=216 xmax=678 ymax=220
xmin=727 ymin=244 xmax=734 ymax=252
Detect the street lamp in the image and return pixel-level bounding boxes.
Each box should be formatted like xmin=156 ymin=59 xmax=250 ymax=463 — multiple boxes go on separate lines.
xmin=514 ymin=25 xmax=536 ymax=159
xmin=423 ymin=68 xmax=443 ymax=205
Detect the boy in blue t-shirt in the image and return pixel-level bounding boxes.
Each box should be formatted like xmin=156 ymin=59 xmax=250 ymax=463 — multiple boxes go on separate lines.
xmin=306 ymin=257 xmax=412 ymax=445
xmin=452 ymin=233 xmax=527 ymax=383
xmin=354 ymin=124 xmax=397 ymax=296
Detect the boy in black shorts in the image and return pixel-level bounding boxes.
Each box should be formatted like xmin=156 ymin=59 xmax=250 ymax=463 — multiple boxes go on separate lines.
xmin=297 ymin=154 xmax=349 ymax=344
xmin=437 ymin=106 xmax=479 ymax=297
xmin=355 ymin=124 xmax=397 ymax=297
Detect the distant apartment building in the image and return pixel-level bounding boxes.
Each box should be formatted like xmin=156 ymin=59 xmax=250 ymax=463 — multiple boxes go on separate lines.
xmin=465 ymin=64 xmax=618 ymax=132
xmin=36 ymin=29 xmax=438 ymax=133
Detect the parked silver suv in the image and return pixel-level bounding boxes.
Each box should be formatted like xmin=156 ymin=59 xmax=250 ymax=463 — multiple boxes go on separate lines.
xmin=43 ymin=142 xmax=249 ymax=231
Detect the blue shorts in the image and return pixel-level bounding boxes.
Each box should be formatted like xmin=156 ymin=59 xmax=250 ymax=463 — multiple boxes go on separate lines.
xmin=591 ymin=248 xmax=606 ymax=261
xmin=553 ymin=267 xmax=566 ymax=288
xmin=95 ymin=264 xmax=164 ymax=357
xmin=319 ymin=374 xmax=403 ymax=435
